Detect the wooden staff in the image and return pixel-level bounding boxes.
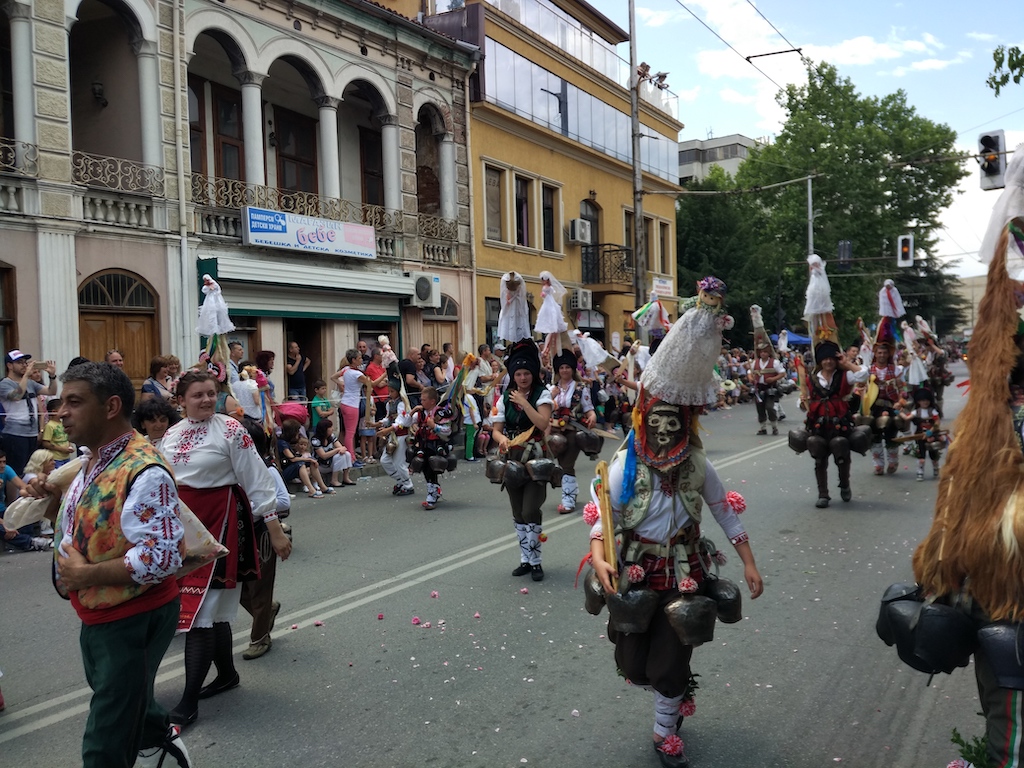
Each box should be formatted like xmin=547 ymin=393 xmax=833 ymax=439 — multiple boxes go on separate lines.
xmin=889 ymin=429 xmax=949 ymax=445
xmin=793 ymin=352 xmax=809 ymax=407
xmin=595 ymin=460 xmax=617 ymax=592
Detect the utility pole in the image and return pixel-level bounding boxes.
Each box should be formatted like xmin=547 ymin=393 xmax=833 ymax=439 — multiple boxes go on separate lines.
xmin=806 ymin=175 xmax=814 ymax=257
xmin=628 ymin=0 xmax=646 ymax=313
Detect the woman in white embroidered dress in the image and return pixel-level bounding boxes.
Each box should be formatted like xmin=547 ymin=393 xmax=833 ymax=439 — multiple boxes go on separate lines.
xmin=161 ymin=370 xmax=291 ymax=728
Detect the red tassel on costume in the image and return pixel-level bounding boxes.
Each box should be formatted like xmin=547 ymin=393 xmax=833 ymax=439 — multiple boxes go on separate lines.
xmin=574 ymin=553 xmax=592 ymax=589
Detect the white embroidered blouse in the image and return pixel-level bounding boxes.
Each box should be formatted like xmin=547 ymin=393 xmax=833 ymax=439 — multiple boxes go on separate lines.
xmin=159 ymin=413 xmax=276 ymax=522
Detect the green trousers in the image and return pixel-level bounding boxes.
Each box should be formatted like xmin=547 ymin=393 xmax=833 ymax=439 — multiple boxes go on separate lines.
xmin=79 ymin=597 xmax=179 ymax=768
xmin=465 ymin=423 xmax=478 ymax=458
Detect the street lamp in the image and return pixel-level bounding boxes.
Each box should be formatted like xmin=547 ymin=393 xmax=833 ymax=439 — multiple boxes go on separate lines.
xmin=628 ymin=0 xmax=670 ymax=320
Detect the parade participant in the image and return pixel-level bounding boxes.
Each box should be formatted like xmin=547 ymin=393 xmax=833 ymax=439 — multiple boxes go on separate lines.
xmin=866 ymin=280 xmax=907 ymax=475
xmin=898 ymin=387 xmax=943 ymax=481
xmin=163 ymin=370 xmax=291 ymax=728
xmin=238 ymin=420 xmax=285 ymax=661
xmin=549 ymin=349 xmax=596 ymax=514
xmin=747 ymin=305 xmax=784 ymax=436
xmin=918 ymin=319 xmax=954 ymax=407
xmin=906 ymin=198 xmax=1024 ymax=767
xmin=586 ymin=278 xmax=763 ymax=768
xmin=38 ymin=362 xmax=192 ymax=767
xmin=534 ymin=270 xmax=568 ymax=357
xmin=498 ymin=272 xmax=531 ymax=344
xmin=792 ymin=256 xmax=869 ymax=508
xmin=491 ymin=339 xmax=553 ymax=581
xmin=409 ymin=386 xmax=454 ymax=510
xmin=378 ymin=380 xmax=414 ymax=496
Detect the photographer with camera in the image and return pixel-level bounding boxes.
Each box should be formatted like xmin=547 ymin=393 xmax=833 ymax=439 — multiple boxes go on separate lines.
xmin=0 ymin=350 xmax=56 ymax=474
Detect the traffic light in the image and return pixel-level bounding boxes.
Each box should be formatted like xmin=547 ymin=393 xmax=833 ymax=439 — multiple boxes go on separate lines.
xmin=897 ymin=234 xmax=914 ymax=268
xmin=979 ymin=130 xmax=1006 ymax=190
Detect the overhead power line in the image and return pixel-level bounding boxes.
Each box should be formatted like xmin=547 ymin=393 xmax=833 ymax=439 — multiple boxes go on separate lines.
xmin=670 ymin=0 xmax=783 ymax=90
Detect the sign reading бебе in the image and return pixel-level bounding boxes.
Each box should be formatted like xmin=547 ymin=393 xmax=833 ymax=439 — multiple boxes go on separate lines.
xmin=241 ymin=206 xmax=376 ymax=260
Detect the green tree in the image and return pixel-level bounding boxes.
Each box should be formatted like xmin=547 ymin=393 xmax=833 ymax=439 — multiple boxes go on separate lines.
xmin=987 ymin=45 xmax=1024 ymax=95
xmin=730 ymin=60 xmax=968 ymax=340
xmin=676 ymin=165 xmax=777 ymax=343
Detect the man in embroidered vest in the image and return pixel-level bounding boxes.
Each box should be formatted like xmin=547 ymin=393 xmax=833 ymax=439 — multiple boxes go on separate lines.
xmin=587 ymin=277 xmax=764 ymax=768
xmin=30 ymin=362 xmax=192 ymax=767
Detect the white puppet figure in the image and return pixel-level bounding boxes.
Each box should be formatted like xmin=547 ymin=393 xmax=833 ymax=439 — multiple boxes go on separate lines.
xmin=534 ymin=270 xmax=568 ymax=356
xmin=378 ymin=335 xmax=398 ymax=369
xmin=498 ymin=271 xmax=531 ymax=343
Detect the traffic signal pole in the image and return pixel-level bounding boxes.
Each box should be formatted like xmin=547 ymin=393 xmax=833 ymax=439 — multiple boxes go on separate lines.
xmin=807 ymin=176 xmax=814 ymax=257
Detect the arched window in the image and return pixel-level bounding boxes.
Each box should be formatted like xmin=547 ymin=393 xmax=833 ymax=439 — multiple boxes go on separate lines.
xmin=78 ymin=270 xmax=155 ymax=311
xmin=422 ymin=294 xmax=458 ymax=321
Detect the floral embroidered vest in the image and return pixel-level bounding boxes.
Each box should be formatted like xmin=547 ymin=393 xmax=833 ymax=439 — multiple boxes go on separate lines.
xmin=617 ymin=446 xmax=707 ymax=531
xmin=71 ymin=432 xmax=175 ymax=610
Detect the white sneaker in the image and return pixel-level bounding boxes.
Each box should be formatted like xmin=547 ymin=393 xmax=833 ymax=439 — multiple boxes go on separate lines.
xmin=135 ymin=725 xmax=193 ymax=767
xmin=31 ymin=537 xmax=53 ymax=551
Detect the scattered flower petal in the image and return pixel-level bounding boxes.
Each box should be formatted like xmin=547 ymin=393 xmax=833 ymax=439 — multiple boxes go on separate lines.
xmin=520 ymin=587 xmax=529 ymax=594
xmin=412 ymin=616 xmax=421 ymax=625
xmin=314 ymin=620 xmax=324 ymax=627
xmin=290 ymin=624 xmax=298 ymax=630
xmin=474 ymin=612 xmax=481 ymax=618
xmin=423 ymin=621 xmax=432 ymax=628
xmin=378 ymin=613 xmax=384 ymax=620
xmin=430 ymin=591 xmax=439 ymax=598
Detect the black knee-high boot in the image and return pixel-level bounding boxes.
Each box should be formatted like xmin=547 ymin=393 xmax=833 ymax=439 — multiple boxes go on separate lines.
xmin=209 ymin=622 xmax=238 ymax=685
xmin=170 ymin=626 xmax=215 ymax=724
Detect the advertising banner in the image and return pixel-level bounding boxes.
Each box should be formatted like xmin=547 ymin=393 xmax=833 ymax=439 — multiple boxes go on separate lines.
xmin=241 ymin=206 xmax=377 ymax=260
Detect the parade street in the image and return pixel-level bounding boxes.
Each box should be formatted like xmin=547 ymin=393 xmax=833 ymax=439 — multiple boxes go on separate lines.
xmin=1 ymin=362 xmax=976 ymax=768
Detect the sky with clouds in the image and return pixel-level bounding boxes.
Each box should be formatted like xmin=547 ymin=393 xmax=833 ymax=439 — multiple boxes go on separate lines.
xmin=586 ymin=0 xmax=1024 ymax=278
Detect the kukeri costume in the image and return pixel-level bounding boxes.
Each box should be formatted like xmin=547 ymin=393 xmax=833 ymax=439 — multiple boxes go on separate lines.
xmin=900 ymin=388 xmax=943 ymax=481
xmin=488 ymin=339 xmax=555 ymax=581
xmin=748 ymin=305 xmax=784 ymax=436
xmin=583 ymin=277 xmax=763 ymax=768
xmin=549 ymin=349 xmax=601 ymax=514
xmin=865 ymin=280 xmax=908 ymax=475
xmin=380 ymin=387 xmax=414 ymax=496
xmin=789 ymin=256 xmax=870 ymax=508
xmin=880 ymin=191 xmax=1024 ymax=767
xmin=409 ymin=399 xmax=454 ymax=510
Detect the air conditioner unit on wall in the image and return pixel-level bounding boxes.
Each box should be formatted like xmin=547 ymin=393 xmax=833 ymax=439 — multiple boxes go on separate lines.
xmin=408 ymin=271 xmax=442 ymax=309
xmin=569 ymin=288 xmax=593 ymax=311
xmin=568 ymin=218 xmax=592 ymax=245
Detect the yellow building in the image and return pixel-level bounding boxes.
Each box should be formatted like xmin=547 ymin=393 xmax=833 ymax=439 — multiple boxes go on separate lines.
xmin=425 ymin=0 xmax=682 ymax=353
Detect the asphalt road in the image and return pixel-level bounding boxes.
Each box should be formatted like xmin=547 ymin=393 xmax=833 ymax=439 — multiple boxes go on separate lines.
xmin=0 ymin=361 xmax=980 ymax=768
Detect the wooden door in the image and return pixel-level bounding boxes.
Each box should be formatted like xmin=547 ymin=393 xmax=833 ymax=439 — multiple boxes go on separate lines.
xmin=79 ymin=312 xmax=156 ymax=392
xmin=421 ymin=321 xmax=457 ymax=358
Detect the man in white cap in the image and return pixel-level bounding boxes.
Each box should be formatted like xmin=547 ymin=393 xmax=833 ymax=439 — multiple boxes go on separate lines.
xmin=0 ymin=350 xmax=57 ymax=474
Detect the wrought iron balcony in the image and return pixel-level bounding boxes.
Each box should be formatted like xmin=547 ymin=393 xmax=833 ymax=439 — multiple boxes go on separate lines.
xmin=190 ymin=174 xmax=403 ymax=232
xmin=0 ymin=138 xmax=39 ymax=178
xmin=71 ymin=150 xmax=164 ymax=196
xmin=582 ymin=243 xmax=634 ymax=289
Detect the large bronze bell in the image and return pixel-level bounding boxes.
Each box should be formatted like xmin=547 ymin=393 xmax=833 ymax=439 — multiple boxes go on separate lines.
xmin=549 ymin=465 xmax=565 ymax=488
xmin=849 ymin=425 xmax=872 ymax=455
xmin=485 ymin=455 xmax=506 ymax=484
xmin=854 ymin=413 xmax=873 ymax=427
xmin=575 ymin=429 xmax=604 ymax=456
xmin=875 ymin=413 xmax=890 ymax=431
xmin=546 ymin=433 xmax=568 ymax=457
xmin=606 ymin=584 xmax=659 ymax=633
xmin=526 ymin=457 xmax=557 ymax=483
xmin=446 ymin=454 xmax=458 ymax=472
xmin=664 ymin=593 xmax=717 ymax=647
xmin=427 ymin=454 xmax=448 ymax=473
xmin=702 ymin=577 xmax=742 ymax=624
xmin=583 ymin=569 xmax=606 ymax=615
xmin=501 ymin=460 xmax=528 ymax=489
xmin=409 ymin=453 xmax=425 ymax=473
xmin=788 ymin=428 xmax=809 ymax=453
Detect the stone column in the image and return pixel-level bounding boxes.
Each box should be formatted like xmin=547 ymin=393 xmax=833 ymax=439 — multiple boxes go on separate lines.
xmin=235 ymin=70 xmax=266 ymax=185
xmin=380 ymin=114 xmax=401 ymax=215
xmin=133 ymin=38 xmax=163 ymax=172
xmin=37 ymin=228 xmax=79 ymax=368
xmin=316 ymin=96 xmax=341 ymax=201
xmin=8 ymin=2 xmax=34 ymax=167
xmin=439 ymin=134 xmax=455 ymax=221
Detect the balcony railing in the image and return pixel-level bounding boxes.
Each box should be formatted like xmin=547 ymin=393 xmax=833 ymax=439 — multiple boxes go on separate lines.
xmin=582 ymin=244 xmax=634 ymax=286
xmin=191 ymin=174 xmax=404 ymax=231
xmin=71 ymin=150 xmax=164 ymax=196
xmin=0 ymin=138 xmax=39 ymax=178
